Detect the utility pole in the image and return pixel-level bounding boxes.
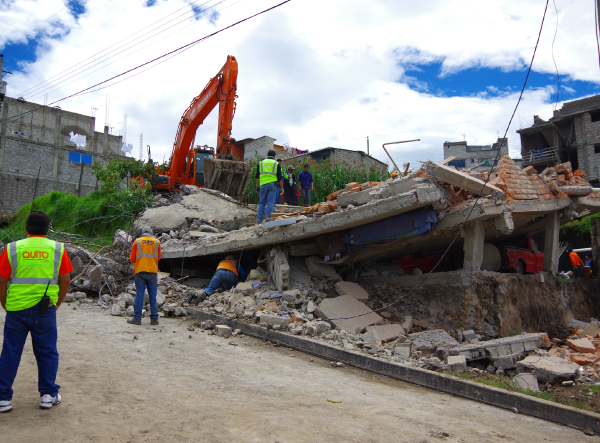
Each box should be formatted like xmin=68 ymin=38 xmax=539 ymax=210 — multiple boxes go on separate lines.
xmin=367 ymin=136 xmax=370 ymax=156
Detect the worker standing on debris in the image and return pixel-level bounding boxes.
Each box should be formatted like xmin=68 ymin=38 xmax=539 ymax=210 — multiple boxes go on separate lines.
xmin=0 ymin=211 xmax=73 ymax=413
xmin=255 ymin=150 xmax=283 ymax=223
xmin=298 ymin=164 xmax=314 ymax=207
xmin=568 ymin=247 xmax=584 ymax=278
xmin=283 ymin=165 xmax=298 ymax=206
xmin=128 ymin=227 xmax=161 ymax=326
xmin=186 ymin=255 xmax=246 ymax=305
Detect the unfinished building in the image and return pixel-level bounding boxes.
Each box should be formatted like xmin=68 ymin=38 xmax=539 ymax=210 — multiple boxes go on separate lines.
xmin=284 ymin=146 xmax=387 ymax=171
xmin=0 ymin=96 xmax=128 ymax=213
xmin=517 ymin=94 xmax=600 ymax=186
xmin=443 ymin=137 xmax=509 ymax=171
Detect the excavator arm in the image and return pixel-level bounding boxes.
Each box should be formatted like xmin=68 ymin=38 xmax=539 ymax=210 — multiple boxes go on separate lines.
xmin=155 ymin=55 xmax=250 ymax=198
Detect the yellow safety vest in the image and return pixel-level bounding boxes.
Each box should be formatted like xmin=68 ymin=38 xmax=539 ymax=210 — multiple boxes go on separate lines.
xmin=6 ymin=236 xmax=64 ymax=311
xmin=134 ymin=236 xmax=160 ymax=274
xmin=259 ymin=158 xmax=278 ymax=186
xmin=217 ymin=259 xmax=238 ymax=277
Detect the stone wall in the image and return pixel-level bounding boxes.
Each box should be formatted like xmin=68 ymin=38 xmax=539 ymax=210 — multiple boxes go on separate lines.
xmin=0 ymin=97 xmax=127 ymax=214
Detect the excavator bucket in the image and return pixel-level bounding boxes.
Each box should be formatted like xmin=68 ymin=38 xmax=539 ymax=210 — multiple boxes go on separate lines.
xmin=203 ymin=158 xmax=252 ymax=200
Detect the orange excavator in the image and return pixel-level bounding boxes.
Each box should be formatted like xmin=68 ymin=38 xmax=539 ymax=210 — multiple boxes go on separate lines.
xmin=152 ymin=55 xmax=251 ymax=199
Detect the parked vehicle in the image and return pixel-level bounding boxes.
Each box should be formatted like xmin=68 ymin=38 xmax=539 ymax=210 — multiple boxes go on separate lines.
xmin=393 ymin=250 xmax=456 ymax=274
xmin=497 ymin=235 xmax=543 ymax=274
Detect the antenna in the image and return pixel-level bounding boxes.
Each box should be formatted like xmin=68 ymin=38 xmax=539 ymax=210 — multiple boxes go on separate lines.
xmin=139 ymin=134 xmax=143 ymax=161
xmin=104 ymin=94 xmax=110 ymax=128
xmin=123 ymin=114 xmax=127 ymax=143
xmin=462 ymin=134 xmax=466 ymax=141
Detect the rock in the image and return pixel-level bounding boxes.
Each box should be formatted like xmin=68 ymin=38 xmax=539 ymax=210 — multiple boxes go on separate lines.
xmin=174 ymin=307 xmax=188 ymax=317
xmin=584 ymin=428 xmax=595 ymax=436
xmin=517 ymin=356 xmax=580 ymax=382
xmin=101 ymin=294 xmax=112 ymax=303
xmin=73 ymin=291 xmax=87 ymax=299
xmin=120 ymin=293 xmax=134 ymax=306
xmin=380 ymin=312 xmax=391 ymax=319
xmin=402 ymin=316 xmax=413 ymax=332
xmin=447 ymin=355 xmax=467 ymax=373
xmin=513 ymin=373 xmax=539 ymax=392
xmin=577 ymin=323 xmax=600 ymax=339
xmin=88 ymin=266 xmax=102 ymax=283
xmin=126 ymin=306 xmax=135 ymax=316
xmin=62 ymin=293 xmax=75 ymax=303
xmin=314 ymin=321 xmax=332 ymax=335
xmin=362 ymin=329 xmax=381 ymax=347
xmin=117 ymin=300 xmax=126 ymax=309
xmin=394 ymin=343 xmax=411 ymax=360
xmin=114 ymin=229 xmax=133 ymax=248
xmin=215 ymin=325 xmax=232 ymax=337
xmin=303 ymin=324 xmax=316 ymax=336
xmin=408 ymin=330 xmax=458 ymax=355
xmin=111 ymin=304 xmax=122 ymax=316
xmin=234 ymin=282 xmax=255 ymax=296
xmin=366 ymin=324 xmax=405 ymax=342
xmin=203 ymin=320 xmax=215 ymax=330
xmin=462 ymin=330 xmax=477 ymax=341
xmin=306 ymin=300 xmax=317 ymax=313
xmin=144 ymin=289 xmax=166 ymax=306
xmin=260 ymin=314 xmax=291 ymax=329
xmin=305 ymin=256 xmax=341 ymax=280
xmin=159 ymin=233 xmax=171 ymax=242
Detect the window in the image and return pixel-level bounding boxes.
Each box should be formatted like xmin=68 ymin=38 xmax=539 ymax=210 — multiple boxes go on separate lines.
xmin=448 ymin=159 xmax=466 ymax=168
xmin=480 ymin=158 xmax=492 ymax=166
xmin=594 ymin=144 xmax=600 ymax=154
xmin=68 ymin=151 xmax=92 ymax=165
xmin=470 ymin=159 xmax=475 ymax=163
xmin=591 ymin=111 xmax=600 ymax=122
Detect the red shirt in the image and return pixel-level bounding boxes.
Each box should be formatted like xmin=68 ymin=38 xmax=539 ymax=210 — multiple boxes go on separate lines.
xmin=569 ymin=252 xmax=584 ymax=267
xmin=0 ymin=236 xmax=74 ymax=279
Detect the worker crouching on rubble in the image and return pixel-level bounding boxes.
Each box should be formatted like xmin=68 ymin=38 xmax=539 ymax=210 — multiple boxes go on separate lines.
xmin=256 ymin=150 xmax=283 ymax=223
xmin=186 ymin=255 xmax=246 ymax=305
xmin=128 ymin=226 xmax=161 ymax=326
xmin=0 ymin=211 xmax=73 ymax=413
xmin=568 ymin=247 xmax=584 ymax=279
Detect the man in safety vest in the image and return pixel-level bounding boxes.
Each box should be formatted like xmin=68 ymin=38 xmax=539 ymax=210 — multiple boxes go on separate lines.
xmin=0 ymin=211 xmax=73 ymax=413
xmin=255 ymin=150 xmax=283 ymax=223
xmin=128 ymin=226 xmax=161 ymax=325
xmin=186 ymin=255 xmax=245 ymax=305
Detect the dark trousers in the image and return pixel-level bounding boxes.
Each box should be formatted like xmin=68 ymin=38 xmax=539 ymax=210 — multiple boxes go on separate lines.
xmin=0 ymin=303 xmax=60 ymax=401
xmin=284 ymin=187 xmax=298 ymax=205
xmin=573 ymin=265 xmax=584 ymax=278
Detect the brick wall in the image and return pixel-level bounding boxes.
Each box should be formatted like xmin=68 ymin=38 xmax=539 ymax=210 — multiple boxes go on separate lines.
xmin=574 ymin=112 xmax=600 ymax=181
xmin=560 ymin=95 xmax=600 ymax=118
xmin=0 ymin=97 xmax=127 ymax=214
xmin=244 ymin=136 xmax=276 ymax=160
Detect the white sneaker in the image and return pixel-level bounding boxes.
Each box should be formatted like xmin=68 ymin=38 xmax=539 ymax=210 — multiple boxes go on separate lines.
xmin=39 ymin=394 xmax=61 ymax=409
xmin=0 ymin=400 xmax=11 ymax=413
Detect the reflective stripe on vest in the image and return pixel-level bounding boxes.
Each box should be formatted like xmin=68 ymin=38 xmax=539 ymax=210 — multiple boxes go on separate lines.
xmin=259 ymin=159 xmax=278 ymax=186
xmin=136 ymin=237 xmax=159 ymax=259
xmin=8 ymin=240 xmax=61 ymax=286
xmin=217 ymin=259 xmax=238 ymax=277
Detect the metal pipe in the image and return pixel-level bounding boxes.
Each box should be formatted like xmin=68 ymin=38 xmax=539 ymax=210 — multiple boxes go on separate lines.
xmin=382 ymin=139 xmax=420 ymax=173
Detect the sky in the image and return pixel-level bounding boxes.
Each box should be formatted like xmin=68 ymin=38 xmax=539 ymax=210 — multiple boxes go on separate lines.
xmin=1 ymin=0 xmax=600 ymax=168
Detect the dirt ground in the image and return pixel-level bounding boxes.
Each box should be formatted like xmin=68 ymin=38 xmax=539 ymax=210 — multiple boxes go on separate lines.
xmin=0 ymin=304 xmax=598 ymax=443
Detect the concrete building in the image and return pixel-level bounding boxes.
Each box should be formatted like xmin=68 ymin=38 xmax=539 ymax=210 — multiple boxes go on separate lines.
xmin=0 ymin=96 xmax=127 ymax=214
xmin=517 ymin=94 xmax=600 ymax=185
xmin=443 ymin=138 xmax=509 ymax=171
xmin=284 ymin=147 xmax=387 ymax=171
xmin=231 ymin=136 xmax=294 ymax=161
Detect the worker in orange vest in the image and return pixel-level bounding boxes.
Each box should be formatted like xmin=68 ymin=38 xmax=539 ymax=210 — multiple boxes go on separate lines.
xmin=186 ymin=255 xmax=245 ymax=305
xmin=568 ymin=247 xmax=584 ymax=279
xmin=128 ymin=226 xmax=161 ymax=325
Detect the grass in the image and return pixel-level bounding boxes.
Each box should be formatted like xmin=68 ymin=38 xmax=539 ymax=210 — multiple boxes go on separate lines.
xmin=1 ymin=190 xmax=148 ymax=246
xmin=244 ymin=157 xmax=390 ymax=205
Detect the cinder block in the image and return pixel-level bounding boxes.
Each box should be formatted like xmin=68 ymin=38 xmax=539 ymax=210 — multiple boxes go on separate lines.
xmin=447 ymin=355 xmax=467 ymax=373
xmin=510 ymin=342 xmax=525 ymax=354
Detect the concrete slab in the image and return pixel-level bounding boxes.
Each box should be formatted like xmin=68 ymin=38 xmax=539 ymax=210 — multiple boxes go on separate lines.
xmin=366 ymin=324 xmax=405 ymax=342
xmin=182 ymin=278 xmax=210 ymax=289
xmin=517 ymin=356 xmax=580 ymax=382
xmin=427 ymin=160 xmax=505 ymax=199
xmin=317 ymin=295 xmax=382 ymax=333
xmin=335 ymin=281 xmax=369 ymax=300
xmin=305 ymin=256 xmax=340 ymax=280
xmin=514 ymin=373 xmax=540 ymax=392
xmin=262 ymin=216 xmax=307 ymax=229
xmin=290 ymin=270 xmax=312 ymax=285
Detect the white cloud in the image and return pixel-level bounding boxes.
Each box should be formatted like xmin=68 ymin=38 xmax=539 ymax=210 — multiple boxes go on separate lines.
xmin=1 ymin=0 xmax=598 ymax=168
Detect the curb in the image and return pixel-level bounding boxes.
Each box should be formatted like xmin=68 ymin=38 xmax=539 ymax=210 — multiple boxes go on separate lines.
xmin=189 ymin=309 xmax=600 ymax=433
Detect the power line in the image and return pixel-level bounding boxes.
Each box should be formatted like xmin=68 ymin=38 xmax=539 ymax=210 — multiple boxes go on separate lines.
xmin=24 ymin=0 xmax=231 ymax=101
xmin=327 ymin=0 xmax=551 ymax=322
xmin=22 ymin=4 xmax=67 ymax=40
xmin=0 ymin=0 xmax=293 ymax=125
xmin=19 ymin=0 xmax=218 ymax=97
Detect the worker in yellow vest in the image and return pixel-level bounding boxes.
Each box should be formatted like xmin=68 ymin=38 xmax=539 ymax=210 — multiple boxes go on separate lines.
xmin=255 ymin=150 xmax=283 ymax=223
xmin=186 ymin=255 xmax=246 ymax=305
xmin=128 ymin=226 xmax=161 ymax=325
xmin=0 ymin=211 xmax=73 ymax=413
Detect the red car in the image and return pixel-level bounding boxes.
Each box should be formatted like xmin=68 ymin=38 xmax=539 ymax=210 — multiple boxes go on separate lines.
xmin=497 ymin=235 xmax=544 ymax=274
xmin=393 ymin=250 xmax=456 ymax=274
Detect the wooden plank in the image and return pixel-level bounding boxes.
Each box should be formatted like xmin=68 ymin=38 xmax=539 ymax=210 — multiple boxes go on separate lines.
xmin=427 ymin=161 xmax=505 ymax=200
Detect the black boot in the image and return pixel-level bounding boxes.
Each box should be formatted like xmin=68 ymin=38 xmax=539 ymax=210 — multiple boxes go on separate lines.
xmin=185 ymin=294 xmax=199 ymax=304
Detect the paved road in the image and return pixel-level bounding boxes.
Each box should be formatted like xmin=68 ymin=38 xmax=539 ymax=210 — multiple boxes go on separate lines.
xmin=0 ymin=305 xmax=596 ymax=442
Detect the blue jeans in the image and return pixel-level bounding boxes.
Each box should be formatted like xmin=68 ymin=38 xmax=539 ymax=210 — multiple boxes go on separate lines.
xmin=134 ymin=272 xmax=158 ymax=321
xmin=257 ymin=182 xmax=277 ymax=222
xmin=301 ymin=188 xmax=311 ymax=206
xmin=0 ymin=303 xmax=60 ymax=401
xmin=204 ymin=269 xmax=238 ymax=296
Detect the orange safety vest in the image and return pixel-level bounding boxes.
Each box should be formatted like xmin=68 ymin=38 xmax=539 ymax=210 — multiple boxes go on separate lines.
xmin=134 ymin=236 xmax=160 ymax=274
xmin=217 ymin=259 xmax=238 ymax=277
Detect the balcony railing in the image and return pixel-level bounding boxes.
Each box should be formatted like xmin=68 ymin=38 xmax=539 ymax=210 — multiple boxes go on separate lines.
xmin=522 ymin=147 xmax=560 ymax=167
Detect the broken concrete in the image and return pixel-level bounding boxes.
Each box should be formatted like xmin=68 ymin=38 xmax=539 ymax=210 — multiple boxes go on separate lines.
xmin=268 ymin=249 xmax=290 ymax=292
xmin=334 ymin=281 xmax=369 ymax=300
xmin=366 ymin=324 xmax=405 ymax=342
xmin=513 ymin=373 xmax=540 ymax=392
xmin=447 ymin=355 xmax=467 ymax=373
xmin=517 ymin=356 xmax=580 ymax=382
xmin=305 ymin=256 xmax=340 ymax=280
xmin=317 ymin=295 xmax=382 ymax=333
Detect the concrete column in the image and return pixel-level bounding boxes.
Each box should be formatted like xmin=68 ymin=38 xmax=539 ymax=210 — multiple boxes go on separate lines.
xmin=463 ymin=220 xmax=485 ymax=272
xmin=592 ymin=218 xmax=600 ymax=278
xmin=543 ymin=211 xmax=560 ymax=274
